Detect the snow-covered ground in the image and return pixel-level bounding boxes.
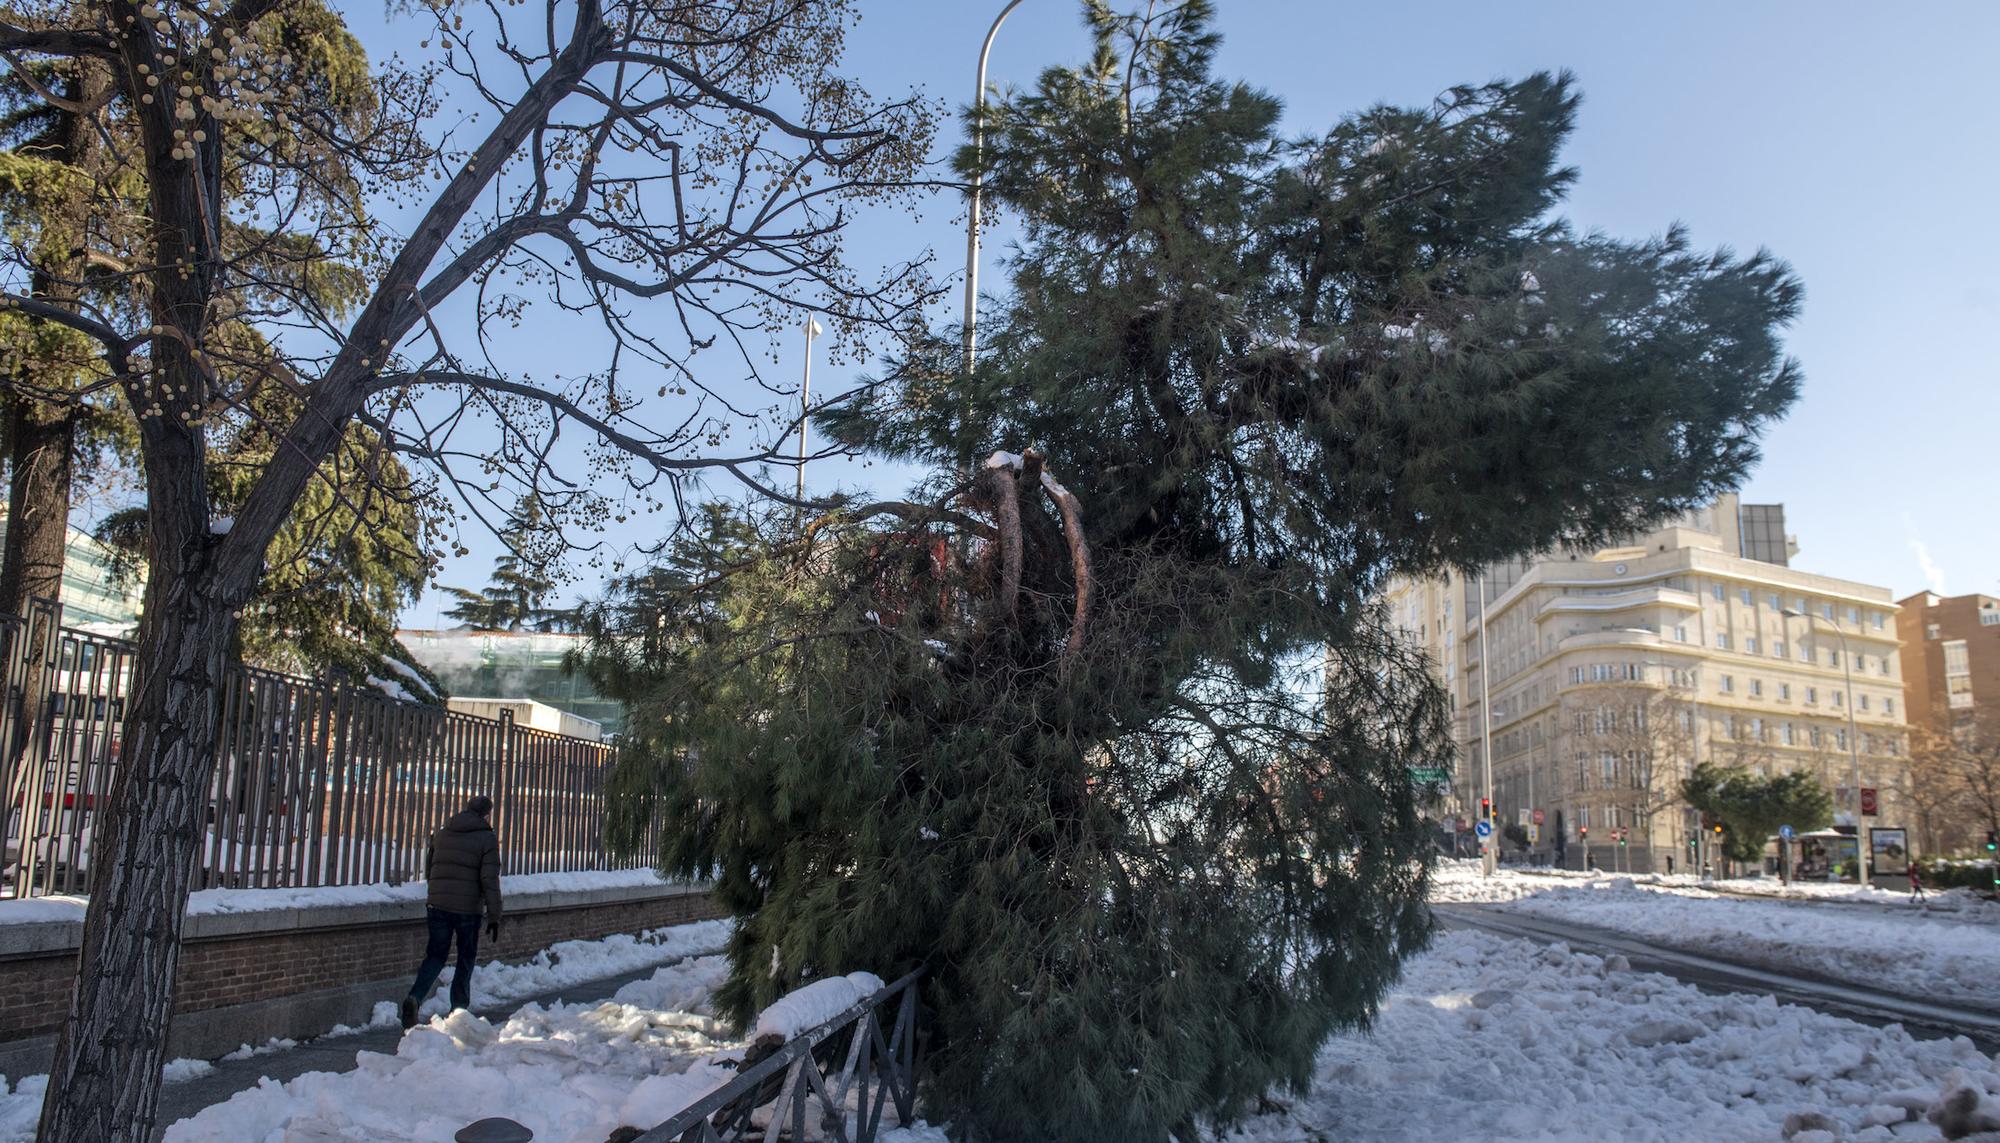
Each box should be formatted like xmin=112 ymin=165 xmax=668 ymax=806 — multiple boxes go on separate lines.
xmin=0 ymin=918 xmax=732 ymax=1143
xmin=1432 ymin=863 xmax=2000 ymax=1008
xmin=158 ymin=953 xmax=937 ymax=1143
xmin=1229 ymin=928 xmax=2000 ymax=1142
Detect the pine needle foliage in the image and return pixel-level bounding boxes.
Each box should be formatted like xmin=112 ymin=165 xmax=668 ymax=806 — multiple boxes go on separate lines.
xmin=590 ymin=5 xmax=1802 ymax=1140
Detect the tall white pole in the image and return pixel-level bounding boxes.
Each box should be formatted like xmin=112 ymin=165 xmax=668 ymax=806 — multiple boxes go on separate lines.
xmin=1478 ymin=573 xmax=1495 ymax=876
xmin=961 ymin=1 xmax=1026 ymax=466
xmin=797 ymin=315 xmax=820 ymax=502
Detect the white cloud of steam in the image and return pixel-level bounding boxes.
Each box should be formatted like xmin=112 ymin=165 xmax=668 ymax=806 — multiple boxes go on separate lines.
xmin=1903 ymin=514 xmax=1947 ymax=594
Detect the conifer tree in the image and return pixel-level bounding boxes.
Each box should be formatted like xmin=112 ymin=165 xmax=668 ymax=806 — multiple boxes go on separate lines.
xmin=600 ymin=5 xmax=1804 ymax=1139
xmin=442 ymin=494 xmax=572 ymax=632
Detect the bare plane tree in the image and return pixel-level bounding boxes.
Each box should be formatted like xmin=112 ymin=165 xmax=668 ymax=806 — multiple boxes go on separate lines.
xmin=0 ymin=0 xmax=938 ymax=1136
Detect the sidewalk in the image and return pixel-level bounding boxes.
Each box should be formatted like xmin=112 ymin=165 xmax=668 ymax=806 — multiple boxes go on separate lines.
xmin=153 ymin=947 xmax=724 ymax=1139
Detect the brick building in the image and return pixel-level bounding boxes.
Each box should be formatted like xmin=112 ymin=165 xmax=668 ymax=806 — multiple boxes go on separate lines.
xmin=1895 ymin=591 xmax=2000 ymax=735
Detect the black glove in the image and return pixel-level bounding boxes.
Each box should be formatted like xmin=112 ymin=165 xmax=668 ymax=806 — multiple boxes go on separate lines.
xmin=485 ymin=919 xmax=500 ymax=941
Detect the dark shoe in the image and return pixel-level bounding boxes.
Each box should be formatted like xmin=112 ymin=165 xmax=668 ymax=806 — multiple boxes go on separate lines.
xmin=399 ymin=996 xmax=418 ymax=1030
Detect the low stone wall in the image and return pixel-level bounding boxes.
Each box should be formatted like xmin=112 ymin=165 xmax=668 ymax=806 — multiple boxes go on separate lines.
xmin=0 ymin=880 xmax=723 ymax=1077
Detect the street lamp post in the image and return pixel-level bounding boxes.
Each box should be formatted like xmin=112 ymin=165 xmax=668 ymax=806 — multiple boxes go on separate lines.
xmin=1782 ymin=607 xmax=1867 ymax=884
xmin=960 ymin=1 xmax=1027 ymax=467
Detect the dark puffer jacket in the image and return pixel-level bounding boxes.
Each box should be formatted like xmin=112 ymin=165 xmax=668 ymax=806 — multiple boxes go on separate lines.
xmin=425 ymin=811 xmax=503 ymax=919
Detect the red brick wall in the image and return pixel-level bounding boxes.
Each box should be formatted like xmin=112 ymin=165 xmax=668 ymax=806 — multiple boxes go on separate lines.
xmin=0 ymin=890 xmax=724 ymax=1044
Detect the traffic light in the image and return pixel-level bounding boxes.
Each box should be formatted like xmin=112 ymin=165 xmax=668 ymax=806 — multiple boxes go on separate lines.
xmin=1986 ymin=830 xmax=1998 ymax=853
xmin=1480 ymin=798 xmax=1492 ymax=820
xmin=1618 ymin=830 xmax=1628 ymax=848
xmin=1578 ymin=825 xmax=1588 ymax=840
xmin=1712 ymin=823 xmax=1724 ymax=835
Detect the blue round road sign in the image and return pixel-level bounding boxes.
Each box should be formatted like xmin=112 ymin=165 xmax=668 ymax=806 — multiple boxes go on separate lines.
xmin=1474 ymin=821 xmax=1493 ymax=838
xmin=1779 ymin=824 xmax=1794 ymax=841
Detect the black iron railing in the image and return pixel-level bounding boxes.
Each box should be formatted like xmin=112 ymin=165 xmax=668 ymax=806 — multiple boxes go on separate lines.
xmin=636 ymin=968 xmax=925 ymax=1143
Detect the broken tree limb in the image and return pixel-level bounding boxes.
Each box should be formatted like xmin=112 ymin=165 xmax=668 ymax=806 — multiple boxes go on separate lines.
xmin=1038 ymin=469 xmax=1093 ymax=663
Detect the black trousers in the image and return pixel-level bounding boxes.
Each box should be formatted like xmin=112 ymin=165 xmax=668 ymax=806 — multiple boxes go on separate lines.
xmin=408 ymin=906 xmax=482 ymax=1012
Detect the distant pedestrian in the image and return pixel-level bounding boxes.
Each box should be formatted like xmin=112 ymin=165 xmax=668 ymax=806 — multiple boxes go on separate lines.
xmin=401 ymin=795 xmax=504 ymax=1029
xmin=1908 ymin=863 xmax=1926 ymax=904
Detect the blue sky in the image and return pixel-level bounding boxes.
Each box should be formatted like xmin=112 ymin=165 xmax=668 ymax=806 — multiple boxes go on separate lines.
xmin=390 ymin=1 xmax=1998 ymax=622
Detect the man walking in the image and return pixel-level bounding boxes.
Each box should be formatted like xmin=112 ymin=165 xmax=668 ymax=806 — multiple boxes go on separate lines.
xmin=1908 ymin=862 xmax=1927 ymax=905
xmin=400 ymin=795 xmax=503 ymax=1029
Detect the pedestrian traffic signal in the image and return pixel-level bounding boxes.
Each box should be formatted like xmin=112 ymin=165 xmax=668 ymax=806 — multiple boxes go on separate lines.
xmin=1618 ymin=831 xmax=1628 ymax=847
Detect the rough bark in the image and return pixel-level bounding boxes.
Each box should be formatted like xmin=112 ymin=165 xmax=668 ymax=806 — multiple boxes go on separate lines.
xmin=0 ymin=406 xmax=78 ymax=618
xmin=36 ymin=548 xmax=241 ymax=1141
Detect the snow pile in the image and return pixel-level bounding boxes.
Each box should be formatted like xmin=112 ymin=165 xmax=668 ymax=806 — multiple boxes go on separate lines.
xmin=425 ymin=919 xmax=732 ymax=1017
xmin=161 ymin=955 xmax=742 ymax=1142
xmin=0 ymin=866 xmax=686 ymax=925
xmin=752 ymin=971 xmax=884 ymax=1040
xmin=157 ymin=955 xmax=900 ymax=1142
xmin=1229 ymin=929 xmax=2000 ymax=1141
xmin=1432 ymin=864 xmax=2000 ymax=1007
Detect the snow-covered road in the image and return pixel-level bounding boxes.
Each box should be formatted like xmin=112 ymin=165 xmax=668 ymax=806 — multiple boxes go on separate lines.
xmin=1230 ymin=928 xmax=2000 ymax=1142
xmin=1433 ymin=863 xmax=2000 ymax=1010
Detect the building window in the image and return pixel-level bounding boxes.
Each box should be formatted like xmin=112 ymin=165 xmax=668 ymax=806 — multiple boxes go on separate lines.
xmin=1884 ymin=697 xmax=1895 ymax=716
xmin=1774 ymin=640 xmax=1787 ymax=659
xmin=1879 ymin=659 xmax=1892 ymax=677
xmin=1836 ymin=729 xmax=1848 ymax=751
xmin=1716 ymin=634 xmax=1731 ymax=650
xmin=1740 ymin=587 xmax=1754 ymax=605
xmin=1798 ymin=643 xmax=1812 ymax=662
xmin=1746 ymin=637 xmax=1759 ymax=654
xmin=1768 ymin=593 xmax=1782 ymax=610
xmin=1675 ymin=625 xmax=1688 ymax=643
xmin=1806 ymin=687 xmax=1818 ymax=704
xmin=1720 ymin=675 xmax=1735 ymax=693
xmin=1724 ymin=714 xmax=1738 ymax=738
xmin=1821 ymin=602 xmax=1835 ymax=621
xmin=1570 ymin=666 xmax=1585 ymax=684
xmin=1751 ymin=717 xmax=1765 ymax=741
xmin=1982 ymin=610 xmax=2000 ymax=628
xmin=1845 ymin=605 xmax=1859 ymax=625
xmin=1779 ymin=683 xmax=1791 ymax=701
xmin=1927 ymin=623 xmax=1942 ymax=639
xmin=1781 ymin=723 xmax=1796 ymax=745
xmin=1827 ymin=650 xmax=1840 ymax=668
xmin=1809 ymin=726 xmax=1823 ymax=747
xmin=1833 ymin=691 xmax=1844 ymax=708
xmin=1872 ymin=611 xmax=1886 ymax=630
xmin=1750 ymin=679 xmax=1763 ymax=697
xmin=1859 ymin=695 xmax=1870 ymax=712
xmin=1945 ymin=639 xmax=1973 ymax=709
xmin=1712 ymin=584 xmax=1725 ymax=601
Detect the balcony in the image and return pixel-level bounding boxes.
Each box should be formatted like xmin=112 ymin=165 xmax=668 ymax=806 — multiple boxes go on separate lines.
xmin=1537 ymin=586 xmax=1702 ymax=619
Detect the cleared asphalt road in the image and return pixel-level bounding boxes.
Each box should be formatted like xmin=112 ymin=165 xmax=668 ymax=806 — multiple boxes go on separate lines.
xmin=1433 ymin=902 xmax=2000 ymax=1054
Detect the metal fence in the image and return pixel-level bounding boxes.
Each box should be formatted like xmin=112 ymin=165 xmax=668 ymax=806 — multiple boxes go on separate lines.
xmin=0 ymin=600 xmax=656 ymax=898
xmin=636 ymin=969 xmax=924 ymax=1143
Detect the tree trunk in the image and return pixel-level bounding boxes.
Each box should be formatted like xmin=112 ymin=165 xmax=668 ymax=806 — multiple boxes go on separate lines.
xmin=36 ymin=545 xmax=241 ymax=1142
xmin=0 ymin=402 xmax=78 ymax=619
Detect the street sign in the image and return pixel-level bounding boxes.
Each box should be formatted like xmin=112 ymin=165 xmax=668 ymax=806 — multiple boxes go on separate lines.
xmin=1532 ymin=809 xmax=1545 ymax=826
xmin=1518 ymin=808 xmax=1531 ymax=827
xmin=1528 ymin=824 xmax=1541 ymax=844
xmin=1778 ymin=824 xmax=1795 ymax=841
xmin=1474 ymin=821 xmax=1493 ymax=838
xmin=1860 ymin=787 xmax=1878 ymax=816
xmin=1410 ymin=766 xmax=1450 ymax=785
